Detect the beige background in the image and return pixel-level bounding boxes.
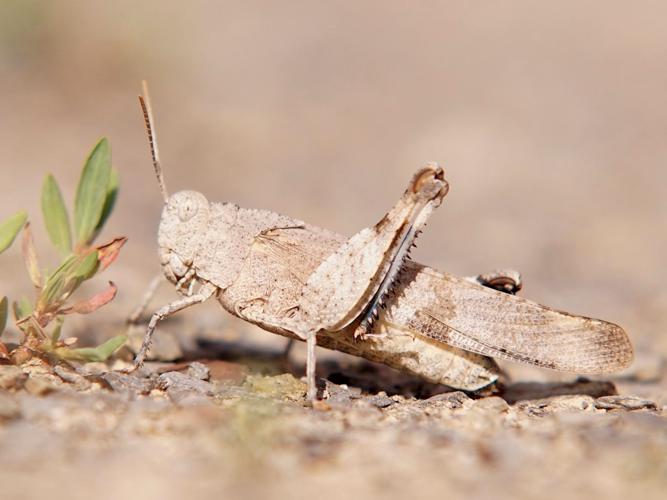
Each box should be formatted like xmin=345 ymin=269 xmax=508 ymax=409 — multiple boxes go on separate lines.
xmin=0 ymin=1 xmax=665 ymax=360
xmin=0 ymin=4 xmax=666 ymax=500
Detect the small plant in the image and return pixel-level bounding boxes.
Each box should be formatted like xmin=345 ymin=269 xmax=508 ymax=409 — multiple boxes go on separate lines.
xmin=0 ymin=138 xmax=127 ymax=364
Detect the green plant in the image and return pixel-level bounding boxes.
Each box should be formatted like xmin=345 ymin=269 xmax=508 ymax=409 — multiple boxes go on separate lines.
xmin=0 ymin=138 xmax=127 ymax=363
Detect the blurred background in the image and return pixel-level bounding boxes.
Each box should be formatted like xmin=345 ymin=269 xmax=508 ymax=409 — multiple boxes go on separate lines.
xmin=1 ymin=3 xmax=666 ymax=500
xmin=0 ymin=1 xmax=665 ymax=363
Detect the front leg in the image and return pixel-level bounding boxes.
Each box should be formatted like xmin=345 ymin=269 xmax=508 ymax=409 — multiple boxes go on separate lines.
xmin=131 ymin=281 xmax=217 ymax=369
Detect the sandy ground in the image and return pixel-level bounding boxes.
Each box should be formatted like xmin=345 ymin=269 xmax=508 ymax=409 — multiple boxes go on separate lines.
xmin=0 ymin=344 xmax=664 ymax=500
xmin=1 ymin=2 xmax=666 ymax=499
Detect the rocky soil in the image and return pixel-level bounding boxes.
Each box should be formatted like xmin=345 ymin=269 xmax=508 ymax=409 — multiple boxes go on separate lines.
xmin=0 ymin=336 xmax=665 ymax=500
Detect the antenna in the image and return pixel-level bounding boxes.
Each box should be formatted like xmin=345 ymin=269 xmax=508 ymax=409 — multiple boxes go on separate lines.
xmin=139 ymin=80 xmax=169 ymax=202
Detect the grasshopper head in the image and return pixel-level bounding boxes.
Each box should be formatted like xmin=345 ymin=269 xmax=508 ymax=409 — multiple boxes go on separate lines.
xmin=158 ymin=190 xmax=210 ymax=284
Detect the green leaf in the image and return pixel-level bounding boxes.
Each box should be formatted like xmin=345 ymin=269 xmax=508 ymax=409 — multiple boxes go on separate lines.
xmin=74 ymin=138 xmax=111 ymax=246
xmin=47 ymin=251 xmax=100 ymax=311
xmin=0 ymin=210 xmax=27 ymax=253
xmin=38 ymin=255 xmax=79 ymax=311
xmin=71 ymin=250 xmax=99 ymax=281
xmin=41 ymin=174 xmax=72 ymax=257
xmin=37 ymin=250 xmax=97 ymax=312
xmin=38 ymin=250 xmax=99 ymax=313
xmin=50 ymin=317 xmax=64 ymax=344
xmin=55 ymin=251 xmax=99 ymax=307
xmin=95 ymin=167 xmax=119 ymax=234
xmin=56 ymin=334 xmax=127 ymax=362
xmin=0 ymin=297 xmax=7 ymax=335
xmin=13 ymin=297 xmax=33 ymax=321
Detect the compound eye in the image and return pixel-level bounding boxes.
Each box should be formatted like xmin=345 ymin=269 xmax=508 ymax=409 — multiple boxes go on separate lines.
xmin=177 ymin=199 xmax=199 ymax=222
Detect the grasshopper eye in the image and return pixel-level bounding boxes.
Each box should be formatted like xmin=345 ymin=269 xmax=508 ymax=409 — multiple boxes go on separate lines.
xmin=178 ymin=200 xmax=199 ymax=222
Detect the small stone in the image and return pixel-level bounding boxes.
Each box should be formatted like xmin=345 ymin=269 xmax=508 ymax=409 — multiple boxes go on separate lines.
xmin=19 ymin=357 xmax=51 ymax=375
xmin=187 ymin=362 xmax=211 ymax=381
xmin=472 ymin=397 xmax=510 ymax=414
xmin=102 ymin=372 xmax=155 ymax=395
xmin=420 ymin=391 xmax=471 ymax=409
xmin=517 ymin=395 xmax=595 ymax=414
xmin=53 ymin=365 xmax=92 ymax=390
xmin=323 ymin=380 xmax=362 ymax=407
xmin=0 ymin=365 xmax=26 ymax=390
xmin=366 ymin=393 xmax=395 ymax=408
xmin=550 ymin=395 xmax=594 ymax=411
xmin=0 ymin=392 xmax=20 ymax=420
xmin=595 ymin=395 xmax=657 ymax=411
xmin=420 ymin=391 xmax=473 ymax=410
xmin=157 ymin=371 xmax=215 ymax=395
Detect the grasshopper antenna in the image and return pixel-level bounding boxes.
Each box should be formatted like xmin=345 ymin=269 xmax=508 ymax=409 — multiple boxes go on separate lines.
xmin=139 ymin=80 xmax=169 ymax=203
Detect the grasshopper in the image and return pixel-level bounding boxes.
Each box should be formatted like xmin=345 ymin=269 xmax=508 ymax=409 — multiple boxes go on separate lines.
xmin=129 ymin=82 xmax=633 ymax=401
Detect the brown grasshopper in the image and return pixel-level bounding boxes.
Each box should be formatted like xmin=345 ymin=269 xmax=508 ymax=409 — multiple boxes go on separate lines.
xmin=129 ymin=82 xmax=633 ymax=401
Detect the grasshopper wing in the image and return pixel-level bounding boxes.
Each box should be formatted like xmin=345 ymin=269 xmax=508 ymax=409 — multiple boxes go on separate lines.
xmin=391 ymin=265 xmax=633 ymax=374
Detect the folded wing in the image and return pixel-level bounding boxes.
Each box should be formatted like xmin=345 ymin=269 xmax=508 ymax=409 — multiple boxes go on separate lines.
xmin=391 ymin=265 xmax=633 ymax=374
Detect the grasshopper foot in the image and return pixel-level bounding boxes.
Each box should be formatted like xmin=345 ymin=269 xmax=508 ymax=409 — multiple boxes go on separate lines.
xmin=117 ymin=360 xmax=142 ymax=375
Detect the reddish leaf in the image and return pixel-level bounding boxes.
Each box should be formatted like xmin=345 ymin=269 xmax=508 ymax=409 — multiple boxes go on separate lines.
xmin=58 ymin=281 xmax=117 ymax=315
xmin=96 ymin=237 xmax=127 ymax=271
xmin=22 ymin=223 xmax=42 ymax=288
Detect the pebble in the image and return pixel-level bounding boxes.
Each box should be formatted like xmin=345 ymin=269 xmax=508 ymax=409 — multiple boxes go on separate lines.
xmin=102 ymin=372 xmax=155 ymax=395
xmin=187 ymin=361 xmax=211 ymax=381
xmin=471 ymin=397 xmax=510 ymax=414
xmin=53 ymin=365 xmax=92 ymax=390
xmin=366 ymin=393 xmax=395 ymax=409
xmin=595 ymin=395 xmax=658 ymax=411
xmin=516 ymin=395 xmax=595 ymax=414
xmin=419 ymin=391 xmax=471 ymax=410
xmin=324 ymin=380 xmax=362 ymax=407
xmin=157 ymin=371 xmax=216 ymax=395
